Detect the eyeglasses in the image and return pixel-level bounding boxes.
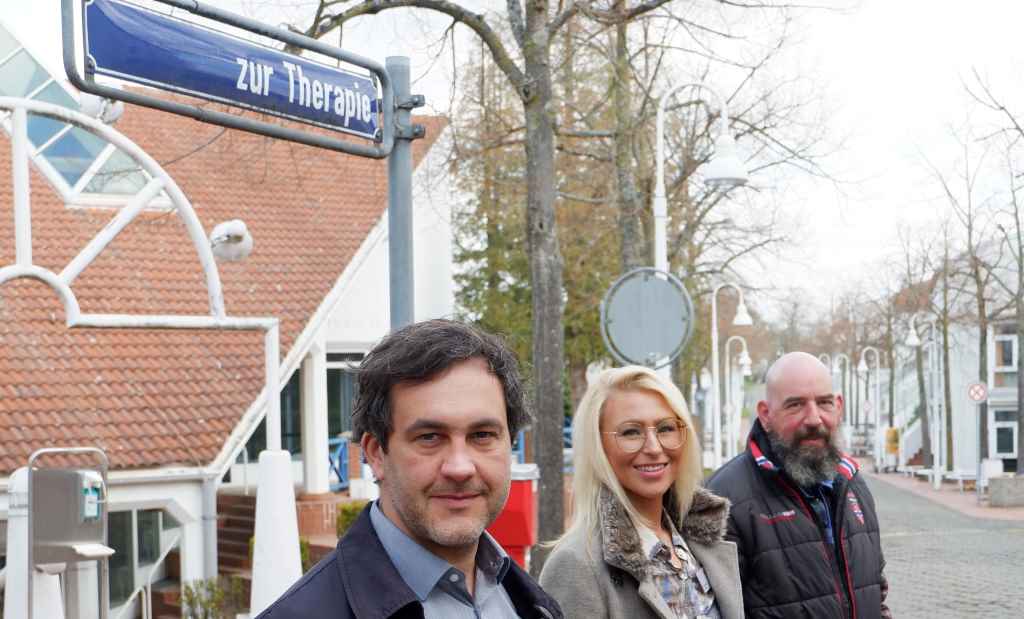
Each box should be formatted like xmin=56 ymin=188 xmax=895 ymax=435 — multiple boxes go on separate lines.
xmin=602 ymin=419 xmax=686 ymax=453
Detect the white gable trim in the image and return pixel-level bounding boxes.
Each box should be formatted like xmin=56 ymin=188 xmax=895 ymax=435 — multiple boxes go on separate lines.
xmin=206 ymin=122 xmax=450 ymax=477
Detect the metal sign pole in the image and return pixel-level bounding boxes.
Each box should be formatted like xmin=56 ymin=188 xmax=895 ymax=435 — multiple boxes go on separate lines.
xmin=977 ymin=401 xmax=984 ymax=505
xmin=387 ymin=56 xmax=420 ymax=330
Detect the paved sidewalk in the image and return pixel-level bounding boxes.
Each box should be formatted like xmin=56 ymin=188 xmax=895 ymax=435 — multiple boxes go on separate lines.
xmin=867 ymin=476 xmax=1024 ymax=618
xmin=865 ymin=469 xmax=1024 ymax=521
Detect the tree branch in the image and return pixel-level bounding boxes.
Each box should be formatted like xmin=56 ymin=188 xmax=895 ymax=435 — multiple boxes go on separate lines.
xmin=319 ymin=0 xmax=528 ymax=93
xmin=507 ymin=0 xmax=527 ymax=49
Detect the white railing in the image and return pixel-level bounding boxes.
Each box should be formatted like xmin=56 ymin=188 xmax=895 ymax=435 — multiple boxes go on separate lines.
xmin=900 ymin=417 xmax=922 ymax=468
xmin=113 ymin=533 xmax=182 ymax=619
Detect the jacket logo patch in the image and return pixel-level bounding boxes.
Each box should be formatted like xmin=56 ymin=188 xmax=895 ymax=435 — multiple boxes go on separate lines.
xmin=847 ymin=491 xmax=864 ymax=525
xmin=758 ymin=510 xmax=796 ymax=524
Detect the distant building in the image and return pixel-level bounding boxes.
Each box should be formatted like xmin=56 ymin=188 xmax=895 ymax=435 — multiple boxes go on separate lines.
xmin=885 ymin=244 xmax=1020 ymax=477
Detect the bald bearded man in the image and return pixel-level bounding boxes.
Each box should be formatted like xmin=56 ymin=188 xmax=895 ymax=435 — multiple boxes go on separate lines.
xmin=707 ymin=352 xmax=891 ymax=619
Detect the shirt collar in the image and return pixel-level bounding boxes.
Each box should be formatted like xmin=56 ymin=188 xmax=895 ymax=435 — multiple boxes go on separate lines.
xmin=798 ymin=477 xmax=835 ymax=497
xmin=369 ymin=501 xmax=512 ymax=601
xmin=636 ymin=513 xmax=687 ymax=560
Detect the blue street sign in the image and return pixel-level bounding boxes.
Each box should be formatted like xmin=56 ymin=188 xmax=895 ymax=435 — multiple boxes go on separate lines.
xmin=83 ymin=0 xmax=380 ymax=141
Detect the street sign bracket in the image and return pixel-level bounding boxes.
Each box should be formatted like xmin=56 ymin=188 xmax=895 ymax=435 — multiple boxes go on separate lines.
xmin=398 ymin=94 xmax=427 ymax=109
xmin=62 ymin=0 xmax=396 ymax=158
xmin=397 ymin=124 xmax=427 ymax=140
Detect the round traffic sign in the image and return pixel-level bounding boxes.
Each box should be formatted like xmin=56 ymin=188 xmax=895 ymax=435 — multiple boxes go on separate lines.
xmin=599 ymin=267 xmax=695 ymax=369
xmin=967 ymin=382 xmax=988 ymax=403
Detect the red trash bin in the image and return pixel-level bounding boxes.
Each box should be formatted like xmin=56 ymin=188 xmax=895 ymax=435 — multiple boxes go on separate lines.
xmin=487 ymin=463 xmax=539 ymax=569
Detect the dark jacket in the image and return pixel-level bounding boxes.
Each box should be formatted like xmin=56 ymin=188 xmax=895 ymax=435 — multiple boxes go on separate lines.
xmin=707 ymin=420 xmax=891 ymax=619
xmin=256 ymin=504 xmax=563 ymax=619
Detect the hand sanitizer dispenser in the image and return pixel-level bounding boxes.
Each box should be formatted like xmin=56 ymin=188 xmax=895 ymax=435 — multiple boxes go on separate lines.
xmin=79 ymin=471 xmax=103 ymax=523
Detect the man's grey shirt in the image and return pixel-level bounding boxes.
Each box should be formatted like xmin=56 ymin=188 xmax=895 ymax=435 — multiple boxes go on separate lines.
xmin=370 ymin=501 xmax=520 ymax=619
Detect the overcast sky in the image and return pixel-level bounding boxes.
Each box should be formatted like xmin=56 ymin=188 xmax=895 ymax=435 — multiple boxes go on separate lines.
xmin=9 ymin=0 xmax=1024 ymax=321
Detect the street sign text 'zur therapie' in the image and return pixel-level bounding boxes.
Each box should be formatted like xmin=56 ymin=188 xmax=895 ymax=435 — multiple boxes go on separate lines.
xmin=83 ymin=0 xmax=380 ymax=141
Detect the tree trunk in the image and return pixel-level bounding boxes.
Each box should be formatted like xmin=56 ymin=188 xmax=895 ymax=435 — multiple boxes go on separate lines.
xmin=942 ymin=320 xmax=953 ymax=471
xmin=916 ymin=345 xmax=933 ymax=467
xmin=937 ymin=243 xmax=954 ymax=471
xmin=1017 ymin=297 xmax=1023 ymax=476
xmin=612 ymin=11 xmax=645 ymax=271
xmin=942 ymin=265 xmax=954 ymax=472
xmin=522 ymin=8 xmax=565 ymax=574
xmin=886 ymin=313 xmax=896 ymax=428
xmin=1014 ymin=199 xmax=1024 ymax=475
xmin=974 ymin=257 xmax=990 ymax=459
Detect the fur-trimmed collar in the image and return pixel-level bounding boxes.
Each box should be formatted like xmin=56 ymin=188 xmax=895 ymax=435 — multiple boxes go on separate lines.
xmin=597 ymin=485 xmax=730 ymax=581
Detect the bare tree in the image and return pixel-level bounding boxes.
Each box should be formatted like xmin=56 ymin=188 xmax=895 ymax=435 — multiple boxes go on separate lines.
xmin=993 ymin=145 xmax=1024 ymax=470
xmin=924 ymin=127 xmax=1005 ymax=466
xmin=966 ymin=71 xmax=1024 ymax=473
xmin=293 ymin=0 xmax=707 ymax=568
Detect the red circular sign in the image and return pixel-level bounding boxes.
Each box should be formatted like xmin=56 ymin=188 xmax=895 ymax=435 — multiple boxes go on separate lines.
xmin=967 ymin=382 xmax=988 ymax=402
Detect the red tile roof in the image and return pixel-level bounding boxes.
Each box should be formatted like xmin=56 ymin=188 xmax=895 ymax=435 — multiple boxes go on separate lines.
xmin=0 ymin=98 xmax=446 ymax=475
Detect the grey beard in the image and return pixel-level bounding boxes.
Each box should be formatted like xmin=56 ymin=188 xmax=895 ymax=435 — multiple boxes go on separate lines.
xmin=767 ymin=430 xmax=842 ymax=488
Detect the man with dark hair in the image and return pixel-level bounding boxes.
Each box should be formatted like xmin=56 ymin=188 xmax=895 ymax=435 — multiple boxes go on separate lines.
xmin=707 ymin=352 xmax=891 ymax=619
xmin=258 ymin=319 xmax=562 ymax=619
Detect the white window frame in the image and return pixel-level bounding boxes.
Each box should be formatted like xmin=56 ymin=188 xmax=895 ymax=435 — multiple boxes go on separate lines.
xmin=0 ymin=25 xmax=173 ymax=210
xmin=991 ymin=408 xmax=1019 ymax=459
xmin=990 ymin=323 xmax=1019 ymax=390
xmin=994 ymin=332 xmax=1017 ymax=371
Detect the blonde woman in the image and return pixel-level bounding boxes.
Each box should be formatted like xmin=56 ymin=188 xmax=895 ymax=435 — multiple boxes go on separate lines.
xmin=540 ymin=366 xmax=742 ymax=619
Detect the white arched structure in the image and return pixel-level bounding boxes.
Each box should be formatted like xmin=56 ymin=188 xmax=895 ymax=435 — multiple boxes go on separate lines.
xmin=0 ymin=97 xmax=300 ymax=617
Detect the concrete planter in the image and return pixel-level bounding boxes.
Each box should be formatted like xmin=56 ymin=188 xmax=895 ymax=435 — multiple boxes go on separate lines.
xmin=989 ymin=476 xmax=1024 ymax=507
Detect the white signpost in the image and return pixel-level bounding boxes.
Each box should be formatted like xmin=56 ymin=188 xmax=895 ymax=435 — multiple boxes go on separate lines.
xmin=968 ymin=382 xmax=989 ymax=505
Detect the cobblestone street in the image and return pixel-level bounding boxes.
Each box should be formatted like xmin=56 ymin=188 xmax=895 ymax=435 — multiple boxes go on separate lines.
xmin=869 ymin=476 xmax=1024 ymax=618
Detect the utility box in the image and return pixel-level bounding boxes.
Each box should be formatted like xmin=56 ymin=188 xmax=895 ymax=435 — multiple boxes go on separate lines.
xmin=487 ymin=463 xmax=539 ymax=569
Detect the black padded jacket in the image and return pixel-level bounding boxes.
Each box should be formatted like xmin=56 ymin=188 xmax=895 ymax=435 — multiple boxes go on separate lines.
xmin=256 ymin=504 xmax=562 ymax=619
xmin=707 ymin=420 xmax=891 ymax=619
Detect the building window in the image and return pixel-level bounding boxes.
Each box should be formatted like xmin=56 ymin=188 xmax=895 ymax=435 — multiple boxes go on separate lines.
xmin=246 ymin=369 xmax=303 ymax=459
xmin=997 ymin=428 xmax=1014 ymax=453
xmin=281 ymin=370 xmax=302 ymax=455
xmin=107 ymin=511 xmax=133 ymax=605
xmin=327 ymin=353 xmax=363 ymax=438
xmin=993 ymin=324 xmax=1018 ymax=388
xmin=137 ymin=509 xmax=160 ymax=565
xmin=0 ymin=24 xmax=160 ymax=204
xmin=993 ymin=409 xmax=1018 ymax=459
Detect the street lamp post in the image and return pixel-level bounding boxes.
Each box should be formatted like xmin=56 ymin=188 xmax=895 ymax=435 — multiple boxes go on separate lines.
xmin=832 ymin=353 xmax=851 ymax=394
xmin=907 ymin=312 xmax=942 ymax=489
xmin=699 ymin=367 xmax=713 ymax=464
xmin=710 ymin=283 xmax=753 ymax=469
xmin=858 ymin=346 xmax=883 ymax=470
xmin=653 ymin=84 xmax=749 ymax=382
xmin=832 ymin=353 xmax=851 ymax=449
xmin=724 ymin=335 xmax=752 ymax=460
xmin=654 ymin=84 xmax=748 ymax=273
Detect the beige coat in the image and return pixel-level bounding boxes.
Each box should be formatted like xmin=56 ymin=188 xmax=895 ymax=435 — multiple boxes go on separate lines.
xmin=539 ymin=487 xmax=743 ymax=619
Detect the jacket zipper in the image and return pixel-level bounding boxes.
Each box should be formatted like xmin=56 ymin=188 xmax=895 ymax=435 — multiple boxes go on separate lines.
xmin=778 ymin=478 xmax=850 ymax=617
xmin=835 ymin=489 xmax=858 ymax=619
